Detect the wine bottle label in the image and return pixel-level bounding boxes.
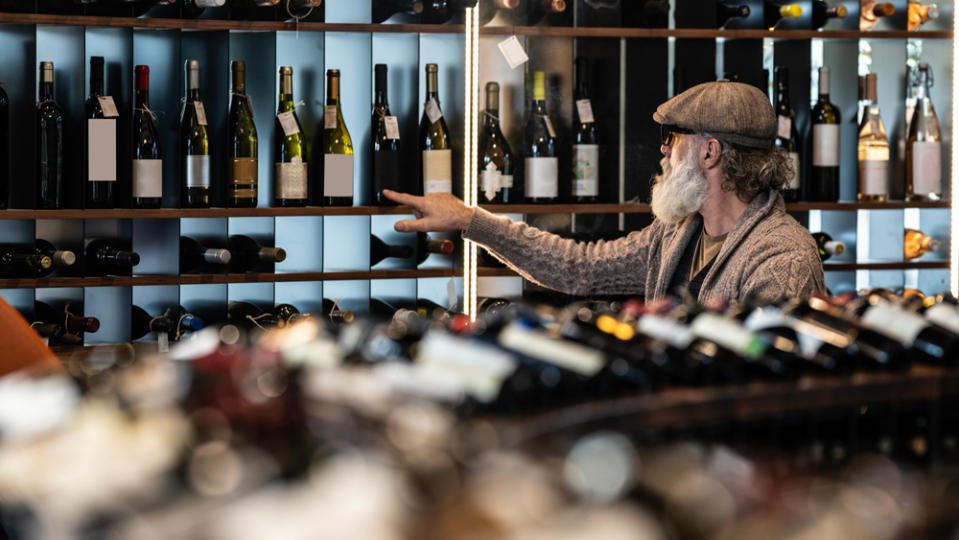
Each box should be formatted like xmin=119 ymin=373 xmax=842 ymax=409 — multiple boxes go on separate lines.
xmin=87 ymin=119 xmax=117 ymax=181
xmin=278 ymin=111 xmax=300 ymax=136
xmin=575 ymin=99 xmax=595 ymax=124
xmin=572 ymin=144 xmax=599 ymax=197
xmin=787 ymin=152 xmax=800 ymax=189
xmin=324 ymin=106 xmax=337 ymax=129
xmin=777 ymin=115 xmax=791 ymax=139
xmin=480 ymin=162 xmax=501 ymax=201
xmin=498 ymin=322 xmax=605 ymax=376
xmin=413 ymin=332 xmax=517 ymax=403
xmin=323 ymin=153 xmax=354 ymax=197
xmin=501 ymin=174 xmax=513 ymax=188
xmin=276 ymin=157 xmax=308 ymax=199
xmin=231 ymin=157 xmax=258 ymax=186
xmin=384 ymin=116 xmax=400 ymax=140
xmin=859 ymin=159 xmax=888 ymax=196
xmin=497 ymin=35 xmax=529 ymax=69
xmin=194 ymin=101 xmax=207 ymax=126
xmin=423 ymin=149 xmax=452 ymax=194
xmin=524 ymin=157 xmax=558 ymax=198
xmin=97 ymin=96 xmax=119 ymax=118
xmin=543 ymin=115 xmax=556 ymax=138
xmin=638 ymin=315 xmax=693 ymax=349
xmin=925 ymin=304 xmax=959 ymax=335
xmin=861 ymin=303 xmax=928 ymax=345
xmin=690 ymin=312 xmax=765 ymax=358
xmin=812 ymin=124 xmax=840 ymax=166
xmin=912 ymin=141 xmax=941 ymax=194
xmin=186 ymin=155 xmax=211 ymax=188
xmin=425 ymin=98 xmax=443 ymax=124
xmin=743 ymin=309 xmax=823 ymax=359
xmin=132 ymin=159 xmax=162 ymax=198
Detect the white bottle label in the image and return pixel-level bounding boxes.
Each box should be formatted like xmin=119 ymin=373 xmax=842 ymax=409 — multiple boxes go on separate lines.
xmin=787 ymin=151 xmax=800 ymax=189
xmin=276 ymin=156 xmax=308 ymax=199
xmin=193 ymin=101 xmax=207 ymax=126
xmin=638 ymin=315 xmax=693 ymax=349
xmin=524 ymin=157 xmax=558 ymax=198
xmin=498 ymin=323 xmax=605 ymax=376
xmin=575 ymin=99 xmax=594 ymax=124
xmin=384 ymin=116 xmax=400 ymax=140
xmin=572 ymin=144 xmax=599 ymax=197
xmin=425 ymin=98 xmax=443 ymax=124
xmin=500 ymin=174 xmax=513 ymax=188
xmin=777 ymin=115 xmax=792 ymax=140
xmin=97 ymin=96 xmax=119 ymax=118
xmin=912 ymin=141 xmax=941 ymax=195
xmin=186 ymin=155 xmax=211 ymax=188
xmin=812 ymin=124 xmax=840 ymax=166
xmin=859 ymin=159 xmax=888 ymax=196
xmin=87 ymin=119 xmax=117 ymax=181
xmin=278 ymin=111 xmax=300 ymax=136
xmin=133 ymin=159 xmax=162 ymax=198
xmin=423 ymin=149 xmax=452 ymax=194
xmin=690 ymin=312 xmax=765 ymax=358
xmin=925 ymin=303 xmax=959 ymax=335
xmin=323 ymin=153 xmax=353 ymax=197
xmin=324 ymin=105 xmax=337 ymax=129
xmin=480 ymin=162 xmax=501 ymax=201
xmin=860 ymin=303 xmax=928 ymax=345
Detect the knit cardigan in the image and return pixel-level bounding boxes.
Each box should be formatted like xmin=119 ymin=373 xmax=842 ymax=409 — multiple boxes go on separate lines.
xmin=463 ymin=190 xmax=826 ymax=303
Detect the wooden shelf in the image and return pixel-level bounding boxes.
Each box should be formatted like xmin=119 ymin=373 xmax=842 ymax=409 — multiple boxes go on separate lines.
xmin=823 ymin=261 xmax=950 ymax=271
xmin=479 ymin=203 xmax=651 ymax=214
xmin=478 ymin=25 xmax=954 ymax=40
xmin=786 ymin=201 xmax=952 ymax=211
xmin=0 ymin=268 xmax=461 ymax=289
xmin=490 ymin=365 xmax=959 ymax=444
xmin=0 ymin=206 xmax=416 ymax=220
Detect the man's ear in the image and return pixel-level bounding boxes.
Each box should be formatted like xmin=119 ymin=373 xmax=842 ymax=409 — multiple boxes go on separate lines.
xmin=703 ymin=138 xmax=722 ymax=169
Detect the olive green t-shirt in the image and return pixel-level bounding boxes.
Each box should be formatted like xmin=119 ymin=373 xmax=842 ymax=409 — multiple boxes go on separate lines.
xmin=690 ymin=227 xmax=727 ymax=280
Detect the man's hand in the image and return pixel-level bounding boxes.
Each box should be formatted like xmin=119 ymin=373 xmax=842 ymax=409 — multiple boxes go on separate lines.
xmin=382 ymin=190 xmax=475 ymax=233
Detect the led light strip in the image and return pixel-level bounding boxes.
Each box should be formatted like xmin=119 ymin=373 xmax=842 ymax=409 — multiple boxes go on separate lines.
xmin=952 ymin=6 xmax=958 ymax=296
xmin=463 ymin=4 xmax=479 ymax=319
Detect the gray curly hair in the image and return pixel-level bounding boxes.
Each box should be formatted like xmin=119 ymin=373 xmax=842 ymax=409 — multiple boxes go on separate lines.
xmin=714 ymin=140 xmax=794 ymax=201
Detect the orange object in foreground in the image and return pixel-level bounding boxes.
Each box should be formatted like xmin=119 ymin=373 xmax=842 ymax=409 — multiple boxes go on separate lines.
xmin=0 ymin=296 xmax=60 ymax=375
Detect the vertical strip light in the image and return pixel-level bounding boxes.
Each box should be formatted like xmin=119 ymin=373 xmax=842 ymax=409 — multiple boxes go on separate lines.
xmin=463 ymin=3 xmax=479 ymax=319
xmin=952 ymin=6 xmax=959 ymax=296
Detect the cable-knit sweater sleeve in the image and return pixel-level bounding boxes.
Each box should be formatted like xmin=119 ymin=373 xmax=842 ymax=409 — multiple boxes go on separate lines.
xmin=463 ymin=208 xmax=655 ymax=296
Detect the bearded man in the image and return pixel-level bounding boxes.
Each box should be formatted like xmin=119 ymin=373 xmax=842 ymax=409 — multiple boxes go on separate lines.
xmin=383 ymin=79 xmax=825 ymax=303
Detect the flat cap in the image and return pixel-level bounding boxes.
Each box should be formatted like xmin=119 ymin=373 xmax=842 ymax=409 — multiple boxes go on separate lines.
xmin=653 ymin=79 xmax=776 ymax=149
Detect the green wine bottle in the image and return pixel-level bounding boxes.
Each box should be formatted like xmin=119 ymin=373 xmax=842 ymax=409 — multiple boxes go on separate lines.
xmin=179 ymin=59 xmax=211 ymax=208
xmin=811 ymin=66 xmax=841 ymax=202
xmin=321 ymin=68 xmax=354 ymax=207
xmin=229 ymin=60 xmax=258 ymax=208
xmin=418 ymin=63 xmax=452 ymax=196
xmin=524 ymin=70 xmax=558 ymax=203
xmin=275 ymin=65 xmax=308 ymax=207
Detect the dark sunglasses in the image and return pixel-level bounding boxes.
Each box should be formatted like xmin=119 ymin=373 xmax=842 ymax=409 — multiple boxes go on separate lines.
xmin=660 ymin=124 xmax=695 ymax=147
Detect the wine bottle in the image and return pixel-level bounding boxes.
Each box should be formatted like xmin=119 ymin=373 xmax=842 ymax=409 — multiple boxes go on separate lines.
xmin=275 ymin=65 xmax=309 ymax=207
xmin=0 ymin=84 xmax=7 ymax=210
xmin=421 ymin=0 xmax=478 ymax=23
xmin=132 ymin=65 xmax=162 ymax=209
xmin=180 ymin=236 xmax=231 ymax=273
xmin=855 ymin=297 xmax=959 ymax=365
xmin=83 ymin=237 xmax=140 ymax=276
xmin=370 ymin=234 xmax=414 ymax=266
xmin=228 ymin=300 xmax=279 ymax=330
xmin=479 ymin=0 xmax=520 ymax=25
xmin=34 ymin=239 xmax=76 ymax=276
xmin=37 ymin=61 xmax=64 ymax=210
xmin=371 ymin=64 xmax=403 ymax=205
xmin=323 ymin=298 xmax=355 ymax=324
xmin=527 ymin=0 xmax=567 ymax=26
xmin=419 ymin=63 xmax=452 ymax=196
xmin=811 ymin=66 xmax=841 ymax=202
xmin=479 ymin=81 xmax=515 ymax=204
xmin=84 ymin=56 xmax=118 ymax=209
xmin=572 ymin=57 xmax=599 ymax=203
xmin=229 ymin=61 xmax=258 ymax=208
xmin=763 ymin=0 xmax=802 ymax=29
xmin=0 ymin=245 xmax=52 ymax=278
xmin=131 ymin=304 xmax=170 ymax=341
xmin=857 ymin=73 xmax=889 ymax=203
xmin=906 ymin=63 xmax=941 ymax=201
xmin=907 ymin=1 xmax=939 ymax=31
xmin=32 ymin=301 xmax=99 ymax=345
xmin=373 ymin=0 xmax=424 ymax=23
xmin=904 ymin=228 xmax=940 ymax=260
xmin=716 ymin=1 xmax=751 ymax=28
xmin=856 ymin=74 xmax=869 ymax=125
xmin=811 ymin=0 xmax=846 ymax=29
xmin=227 ymin=234 xmax=286 ymax=273
xmin=811 ymin=231 xmax=845 ymax=261
xmin=524 ymin=71 xmax=558 ymax=203
xmin=273 ymin=303 xmax=304 ymax=326
xmin=322 ymin=68 xmax=354 ymax=206
xmin=369 ymin=297 xmax=402 ymax=320
xmin=182 ymin=0 xmax=226 ymax=18
xmin=416 ymin=232 xmax=455 ymax=265
xmin=180 ymin=59 xmax=211 ymax=208
xmin=773 ymin=67 xmax=800 ymax=202
xmin=860 ymin=0 xmax=895 ymax=30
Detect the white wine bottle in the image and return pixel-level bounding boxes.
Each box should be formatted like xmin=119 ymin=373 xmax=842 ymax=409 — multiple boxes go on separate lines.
xmin=419 ymin=63 xmax=452 ymax=196
xmin=524 ymin=70 xmax=557 ymax=203
xmin=479 ymin=82 xmax=514 ymax=204
xmin=179 ymin=59 xmax=211 ymax=208
xmin=810 ymin=66 xmax=840 ymax=202
xmin=906 ymin=63 xmax=941 ymax=201
xmin=275 ymin=65 xmax=308 ymax=207
xmin=572 ymin=57 xmax=598 ymax=203
xmin=229 ymin=60 xmax=258 ymax=208
xmin=774 ymin=67 xmax=800 ymax=202
xmin=322 ymin=69 xmax=354 ymax=207
xmin=857 ymin=73 xmax=889 ymax=202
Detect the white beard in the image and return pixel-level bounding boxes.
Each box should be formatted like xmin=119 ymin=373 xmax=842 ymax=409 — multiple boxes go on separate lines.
xmin=650 ymin=146 xmax=709 ymax=224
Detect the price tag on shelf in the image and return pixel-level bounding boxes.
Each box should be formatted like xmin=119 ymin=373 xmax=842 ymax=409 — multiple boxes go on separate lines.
xmin=447 ymin=278 xmax=457 ymax=310
xmin=278 ymin=111 xmax=300 ymax=136
xmin=324 ymin=105 xmax=337 ymax=129
xmin=777 ymin=115 xmax=792 ymax=140
xmin=194 ymin=101 xmax=208 ymax=126
xmin=97 ymin=96 xmax=119 ymax=118
xmin=497 ymin=35 xmax=529 ymax=69
xmin=425 ymin=98 xmax=443 ymax=124
xmin=384 ymin=116 xmax=400 ymax=140
xmin=575 ymin=99 xmax=594 ymax=124
xmin=543 ymin=115 xmax=556 ymax=138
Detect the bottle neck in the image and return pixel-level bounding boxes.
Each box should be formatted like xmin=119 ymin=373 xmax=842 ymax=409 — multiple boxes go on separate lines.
xmin=327 ymin=75 xmax=340 ymax=106
xmin=279 ymin=73 xmax=293 ymax=106
xmin=775 ymin=87 xmax=790 ymax=110
xmin=426 ymin=71 xmax=439 ymax=100
xmin=135 ymin=89 xmax=149 ymax=107
xmin=187 ymin=88 xmax=201 ymax=101
xmin=39 ymin=81 xmax=55 ymax=102
xmin=90 ymin=67 xmax=104 ymax=97
xmin=233 ymin=70 xmax=246 ymax=95
xmin=374 ymin=69 xmax=388 ymax=107
xmin=374 ymin=89 xmax=388 ymax=107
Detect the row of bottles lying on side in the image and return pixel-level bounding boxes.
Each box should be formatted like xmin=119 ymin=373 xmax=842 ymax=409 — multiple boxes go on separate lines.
xmin=0 ymin=233 xmax=454 ymax=278
xmin=2 ymin=0 xmax=941 ymax=32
